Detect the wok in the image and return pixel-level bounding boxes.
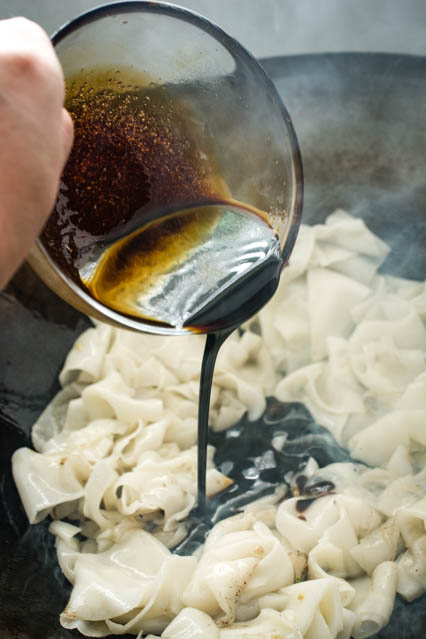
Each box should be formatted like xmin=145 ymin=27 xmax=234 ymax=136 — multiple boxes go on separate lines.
xmin=0 ymin=52 xmax=425 ymax=638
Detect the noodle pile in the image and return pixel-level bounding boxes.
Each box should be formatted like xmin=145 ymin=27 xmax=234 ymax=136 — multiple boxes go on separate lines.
xmin=12 ymin=211 xmax=426 ymax=638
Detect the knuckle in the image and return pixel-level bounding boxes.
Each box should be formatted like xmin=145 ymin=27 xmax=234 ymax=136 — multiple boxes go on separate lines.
xmin=0 ymin=17 xmax=63 ymax=96
xmin=9 ymin=49 xmax=44 ymax=77
xmin=5 ymin=49 xmax=62 ymax=96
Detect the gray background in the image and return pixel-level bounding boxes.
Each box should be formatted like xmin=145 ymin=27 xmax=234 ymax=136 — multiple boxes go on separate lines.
xmin=0 ymin=0 xmax=425 ymax=58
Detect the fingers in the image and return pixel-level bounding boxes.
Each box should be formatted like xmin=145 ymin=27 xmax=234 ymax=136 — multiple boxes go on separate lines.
xmin=0 ymin=17 xmax=73 ymax=288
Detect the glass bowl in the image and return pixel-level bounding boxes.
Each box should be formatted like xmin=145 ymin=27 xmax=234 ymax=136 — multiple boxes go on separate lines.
xmin=28 ymin=0 xmax=303 ymax=335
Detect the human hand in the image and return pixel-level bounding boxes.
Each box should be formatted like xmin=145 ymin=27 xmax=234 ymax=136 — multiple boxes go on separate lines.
xmin=0 ymin=17 xmax=73 ymax=289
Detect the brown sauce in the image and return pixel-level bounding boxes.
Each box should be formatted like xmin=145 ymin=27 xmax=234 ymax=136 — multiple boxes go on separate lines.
xmin=294 ymin=476 xmax=336 ymax=513
xmin=295 ymin=498 xmax=316 ymax=513
xmin=42 ymin=67 xmax=230 ymax=291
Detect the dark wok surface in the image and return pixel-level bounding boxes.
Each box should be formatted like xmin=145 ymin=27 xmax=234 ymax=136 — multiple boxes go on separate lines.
xmin=1 ymin=53 xmax=425 ymax=638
